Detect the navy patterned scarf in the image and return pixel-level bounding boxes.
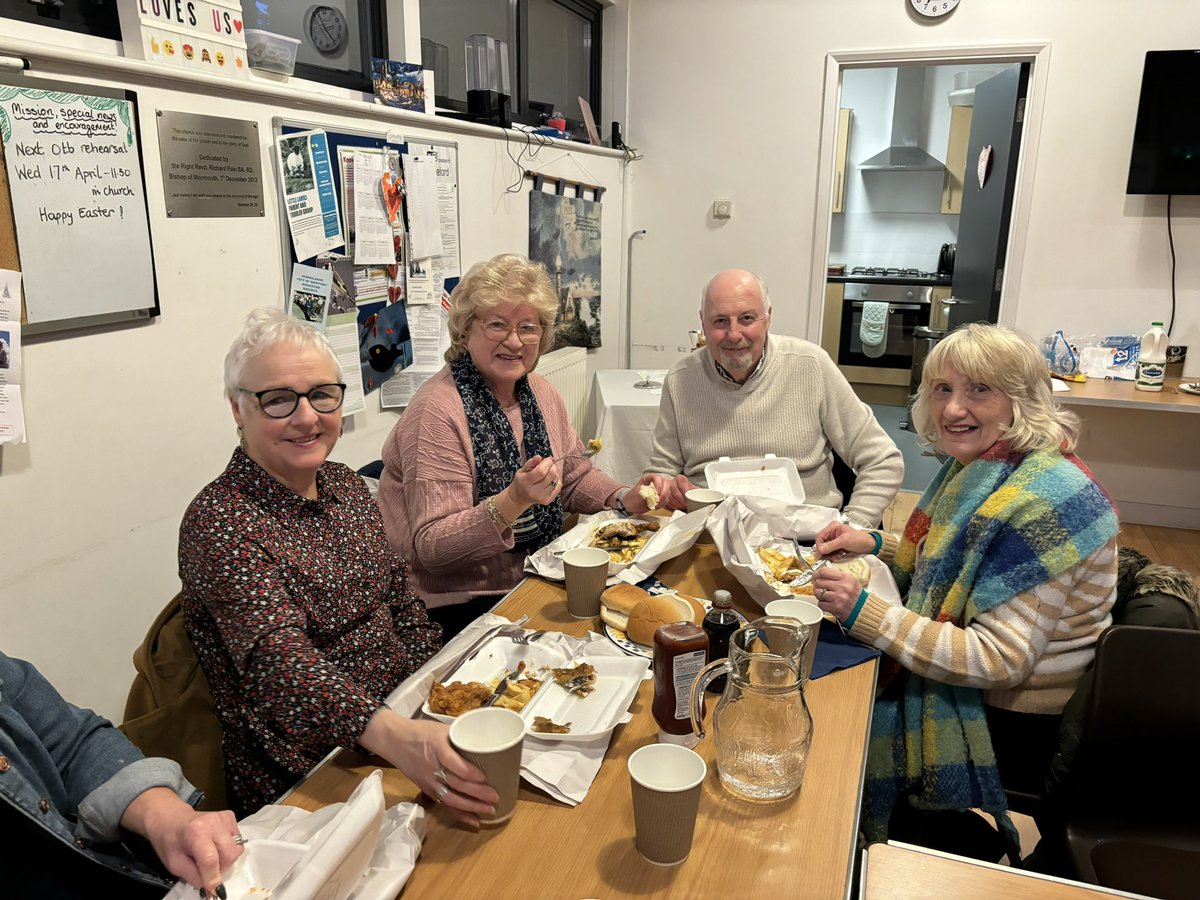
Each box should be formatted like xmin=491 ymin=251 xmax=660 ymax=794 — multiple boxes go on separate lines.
xmin=450 ymin=355 xmax=563 ymax=551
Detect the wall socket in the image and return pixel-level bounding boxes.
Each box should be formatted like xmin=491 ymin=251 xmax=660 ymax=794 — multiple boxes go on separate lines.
xmin=712 ymin=199 xmax=733 ymax=219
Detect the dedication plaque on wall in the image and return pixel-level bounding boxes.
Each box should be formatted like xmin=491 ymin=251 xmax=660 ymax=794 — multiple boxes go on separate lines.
xmin=156 ymin=111 xmax=264 ymax=217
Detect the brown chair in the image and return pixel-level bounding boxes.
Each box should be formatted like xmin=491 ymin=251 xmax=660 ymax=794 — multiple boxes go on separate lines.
xmin=1064 ymin=625 xmax=1200 ymax=896
xmin=120 ymin=594 xmax=228 ymax=812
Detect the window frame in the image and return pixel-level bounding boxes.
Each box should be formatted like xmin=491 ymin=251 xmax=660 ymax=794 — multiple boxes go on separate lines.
xmin=289 ymin=0 xmax=389 ymax=94
xmin=424 ymin=0 xmax=603 ymax=132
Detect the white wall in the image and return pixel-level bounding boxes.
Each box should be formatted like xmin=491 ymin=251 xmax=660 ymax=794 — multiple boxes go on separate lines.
xmin=0 ymin=19 xmax=627 ymax=722
xmin=625 ymin=0 xmax=1198 ymax=365
xmin=624 ymin=0 xmax=1200 ymax=524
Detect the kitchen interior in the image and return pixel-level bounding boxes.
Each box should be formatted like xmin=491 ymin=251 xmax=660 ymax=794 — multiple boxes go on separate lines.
xmin=821 ymin=62 xmax=1015 ymax=491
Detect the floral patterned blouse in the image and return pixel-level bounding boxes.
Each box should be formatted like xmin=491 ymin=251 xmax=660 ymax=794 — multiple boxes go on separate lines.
xmin=179 ymin=449 xmax=442 ymax=816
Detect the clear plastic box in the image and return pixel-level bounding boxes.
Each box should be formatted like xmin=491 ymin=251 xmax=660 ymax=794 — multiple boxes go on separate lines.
xmin=245 ymin=29 xmax=300 ymax=77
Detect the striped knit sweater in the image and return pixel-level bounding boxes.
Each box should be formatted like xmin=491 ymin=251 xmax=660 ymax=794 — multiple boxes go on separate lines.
xmin=646 ymin=335 xmax=904 ymax=527
xmin=850 ymin=530 xmax=1118 ymax=714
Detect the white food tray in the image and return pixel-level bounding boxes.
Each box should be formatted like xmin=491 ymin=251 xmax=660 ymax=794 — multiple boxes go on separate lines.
xmin=704 ymin=454 xmax=806 ymax=503
xmin=422 ymin=636 xmax=648 ymax=741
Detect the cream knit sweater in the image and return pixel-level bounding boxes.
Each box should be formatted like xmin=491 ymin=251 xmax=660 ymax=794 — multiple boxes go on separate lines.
xmin=646 ymin=335 xmax=904 ymax=527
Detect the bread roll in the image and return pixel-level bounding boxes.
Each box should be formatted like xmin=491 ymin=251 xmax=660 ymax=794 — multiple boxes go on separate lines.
xmin=832 ymin=557 xmax=872 ymax=587
xmin=625 ymin=592 xmax=704 ymax=646
xmin=600 ymin=583 xmax=650 ymax=632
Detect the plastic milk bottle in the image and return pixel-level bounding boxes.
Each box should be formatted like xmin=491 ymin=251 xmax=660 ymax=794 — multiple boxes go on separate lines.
xmin=1136 ymin=321 xmax=1168 ymax=392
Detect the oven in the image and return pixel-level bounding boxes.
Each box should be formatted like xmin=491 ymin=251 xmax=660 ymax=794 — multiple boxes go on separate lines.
xmin=839 ymin=283 xmax=932 ymax=370
xmin=821 ymin=268 xmax=955 ymax=403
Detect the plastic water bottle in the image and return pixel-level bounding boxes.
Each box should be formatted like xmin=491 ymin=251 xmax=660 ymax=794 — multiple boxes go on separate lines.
xmin=1136 ymin=322 xmax=1168 ymax=392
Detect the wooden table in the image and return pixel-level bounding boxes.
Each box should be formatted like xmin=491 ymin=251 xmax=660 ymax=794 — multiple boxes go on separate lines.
xmin=283 ymin=543 xmax=878 ymax=899
xmin=862 ymin=842 xmax=1142 ymax=900
xmin=1054 ymin=376 xmax=1200 ymax=413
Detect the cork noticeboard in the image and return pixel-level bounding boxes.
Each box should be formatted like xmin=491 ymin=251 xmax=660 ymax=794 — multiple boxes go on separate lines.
xmin=0 ymin=140 xmax=21 ymax=323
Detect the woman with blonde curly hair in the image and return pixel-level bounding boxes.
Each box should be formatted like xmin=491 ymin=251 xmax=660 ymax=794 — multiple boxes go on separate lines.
xmin=379 ymin=254 xmax=667 ymax=636
xmin=811 ymin=323 xmax=1119 ymax=858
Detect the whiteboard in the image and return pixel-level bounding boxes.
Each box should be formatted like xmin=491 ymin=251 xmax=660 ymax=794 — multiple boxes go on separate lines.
xmin=0 ymin=79 xmax=157 ymax=330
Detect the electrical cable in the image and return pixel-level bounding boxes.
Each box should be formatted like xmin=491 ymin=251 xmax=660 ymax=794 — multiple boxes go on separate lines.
xmin=502 ymin=125 xmax=554 ymax=192
xmin=1167 ymin=193 xmax=1177 ymax=336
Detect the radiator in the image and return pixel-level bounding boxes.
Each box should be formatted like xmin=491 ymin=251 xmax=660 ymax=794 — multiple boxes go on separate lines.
xmin=538 ymin=346 xmax=588 ymax=434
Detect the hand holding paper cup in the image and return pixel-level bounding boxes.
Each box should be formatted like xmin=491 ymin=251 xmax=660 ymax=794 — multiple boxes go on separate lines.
xmin=562 ymin=546 xmax=610 ymax=618
xmin=449 ymin=707 xmax=525 ymax=825
xmin=628 ymin=743 xmax=707 ymax=866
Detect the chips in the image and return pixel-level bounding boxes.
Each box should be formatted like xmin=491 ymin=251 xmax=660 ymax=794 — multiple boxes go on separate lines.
xmin=757 ymin=545 xmax=818 ymax=596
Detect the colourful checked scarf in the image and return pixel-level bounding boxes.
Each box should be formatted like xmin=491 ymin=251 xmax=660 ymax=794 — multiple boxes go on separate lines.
xmin=862 ymin=440 xmax=1117 ymax=850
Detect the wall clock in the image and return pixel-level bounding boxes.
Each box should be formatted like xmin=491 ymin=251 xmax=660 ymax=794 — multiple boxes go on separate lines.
xmin=910 ymin=0 xmax=961 ymax=18
xmin=306 ymin=5 xmax=349 ymax=56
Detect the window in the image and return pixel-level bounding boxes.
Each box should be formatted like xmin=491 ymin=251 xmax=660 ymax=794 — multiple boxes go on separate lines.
xmin=0 ymin=0 xmax=120 ymax=40
xmin=420 ymin=0 xmax=602 ymax=132
xmin=239 ymin=1 xmax=387 ymax=92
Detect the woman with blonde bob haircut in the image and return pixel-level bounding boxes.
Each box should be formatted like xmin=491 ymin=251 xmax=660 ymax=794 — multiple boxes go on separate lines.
xmin=379 ymin=254 xmax=668 ymax=637
xmin=811 ymin=323 xmax=1118 ymax=859
xmin=910 ymin=322 xmax=1081 ymax=457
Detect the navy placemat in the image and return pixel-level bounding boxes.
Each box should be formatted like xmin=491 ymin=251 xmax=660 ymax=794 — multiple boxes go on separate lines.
xmin=810 ymin=619 xmax=881 ymax=680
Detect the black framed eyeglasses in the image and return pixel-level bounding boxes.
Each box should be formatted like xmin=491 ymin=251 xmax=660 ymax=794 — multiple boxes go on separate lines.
xmin=239 ymin=383 xmax=347 ymax=418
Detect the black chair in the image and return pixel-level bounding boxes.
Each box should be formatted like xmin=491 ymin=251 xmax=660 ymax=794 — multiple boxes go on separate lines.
xmin=830 ymin=450 xmax=857 ymax=513
xmin=1063 ymin=625 xmax=1200 ymax=896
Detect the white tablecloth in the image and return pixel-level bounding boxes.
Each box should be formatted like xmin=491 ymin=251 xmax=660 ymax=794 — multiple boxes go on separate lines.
xmin=585 ymin=369 xmax=668 ymax=486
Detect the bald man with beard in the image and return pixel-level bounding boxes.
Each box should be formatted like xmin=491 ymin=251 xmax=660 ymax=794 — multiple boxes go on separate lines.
xmin=644 ymin=268 xmax=903 ymax=527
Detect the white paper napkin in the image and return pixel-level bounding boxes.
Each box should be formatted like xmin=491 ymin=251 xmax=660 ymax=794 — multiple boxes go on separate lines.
xmin=524 ymin=507 xmax=709 ymax=584
xmin=166 ymin=772 xmax=424 ymax=900
xmin=708 ymin=494 xmax=900 ymax=608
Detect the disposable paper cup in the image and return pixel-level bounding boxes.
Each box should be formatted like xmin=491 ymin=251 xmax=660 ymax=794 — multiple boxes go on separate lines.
xmin=628 ymin=743 xmax=707 ymax=866
xmin=685 ymin=488 xmax=726 ymax=513
xmin=764 ymin=599 xmax=823 ymax=679
xmin=562 ymin=546 xmax=610 ymax=618
xmin=449 ymin=707 xmax=526 ymax=825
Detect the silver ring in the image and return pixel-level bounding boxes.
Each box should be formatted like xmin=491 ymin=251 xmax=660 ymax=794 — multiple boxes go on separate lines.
xmin=232 ymin=833 xmax=246 ymax=846
xmin=434 ymin=766 xmax=448 ymax=783
xmin=818 ymin=588 xmax=827 ymax=600
xmin=435 ymin=783 xmax=450 ymax=803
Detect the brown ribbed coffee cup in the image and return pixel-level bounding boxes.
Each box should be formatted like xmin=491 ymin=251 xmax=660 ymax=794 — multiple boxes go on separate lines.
xmin=628 ymin=743 xmax=707 ymax=865
xmin=562 ymin=546 xmax=610 ymax=618
xmin=449 ymin=707 xmax=526 ymax=825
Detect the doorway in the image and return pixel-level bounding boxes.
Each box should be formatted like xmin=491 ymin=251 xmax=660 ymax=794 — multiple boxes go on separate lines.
xmin=807 ymin=43 xmax=1051 ymax=344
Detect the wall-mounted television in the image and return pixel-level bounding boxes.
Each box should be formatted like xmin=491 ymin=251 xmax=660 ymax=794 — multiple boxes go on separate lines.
xmin=1127 ymin=49 xmax=1200 ymax=195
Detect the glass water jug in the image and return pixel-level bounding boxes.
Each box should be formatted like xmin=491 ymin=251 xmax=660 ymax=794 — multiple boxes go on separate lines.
xmin=690 ymin=616 xmax=814 ymax=801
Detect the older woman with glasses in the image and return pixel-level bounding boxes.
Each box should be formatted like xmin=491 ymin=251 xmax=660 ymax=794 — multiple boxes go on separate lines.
xmin=379 ymin=254 xmax=667 ymax=637
xmin=179 ymin=308 xmax=497 ymax=821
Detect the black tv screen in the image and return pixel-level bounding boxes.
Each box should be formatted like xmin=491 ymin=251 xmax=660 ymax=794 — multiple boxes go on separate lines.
xmin=1127 ymin=50 xmax=1200 ymax=195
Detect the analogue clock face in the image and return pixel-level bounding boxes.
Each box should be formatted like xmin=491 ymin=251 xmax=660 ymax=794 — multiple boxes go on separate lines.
xmin=910 ymin=0 xmax=961 ymax=17
xmin=307 ymin=5 xmax=349 ymax=56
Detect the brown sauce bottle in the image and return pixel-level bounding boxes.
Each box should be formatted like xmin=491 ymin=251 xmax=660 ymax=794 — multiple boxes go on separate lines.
xmin=652 ymin=622 xmax=708 ymax=747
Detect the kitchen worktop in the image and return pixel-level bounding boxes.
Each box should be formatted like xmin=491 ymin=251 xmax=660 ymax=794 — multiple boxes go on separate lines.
xmin=827 ymin=273 xmax=953 ymax=287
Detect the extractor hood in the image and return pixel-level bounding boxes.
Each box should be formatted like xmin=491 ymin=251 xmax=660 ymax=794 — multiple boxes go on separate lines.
xmin=857 ymin=67 xmax=946 ymax=172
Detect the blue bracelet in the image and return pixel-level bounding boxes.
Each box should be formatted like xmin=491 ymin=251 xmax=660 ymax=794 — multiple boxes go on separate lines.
xmin=869 ymin=531 xmax=883 ymax=556
xmin=843 ymin=589 xmax=870 ymax=629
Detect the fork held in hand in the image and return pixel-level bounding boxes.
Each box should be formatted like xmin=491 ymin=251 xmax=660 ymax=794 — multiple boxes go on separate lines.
xmin=552 ymin=445 xmax=600 ymax=464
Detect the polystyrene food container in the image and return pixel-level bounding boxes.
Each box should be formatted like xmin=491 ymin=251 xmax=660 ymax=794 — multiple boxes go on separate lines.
xmin=245 ymin=29 xmax=300 ymax=76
